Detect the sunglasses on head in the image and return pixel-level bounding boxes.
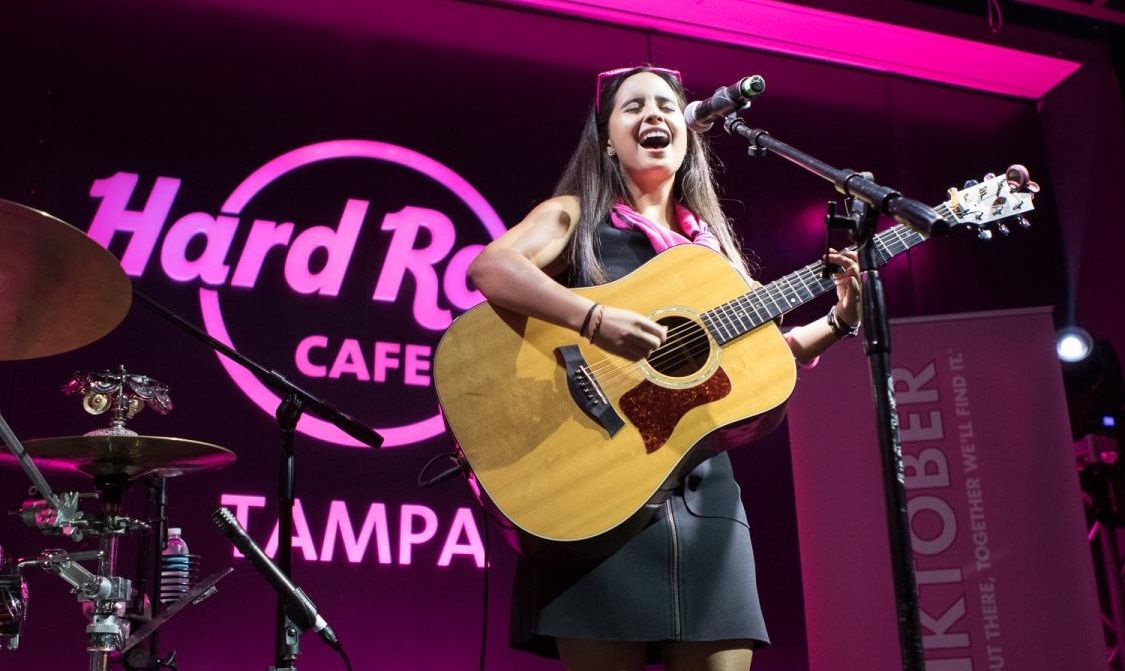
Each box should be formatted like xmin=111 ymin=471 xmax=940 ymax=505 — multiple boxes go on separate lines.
xmin=595 ymin=67 xmax=683 ymax=111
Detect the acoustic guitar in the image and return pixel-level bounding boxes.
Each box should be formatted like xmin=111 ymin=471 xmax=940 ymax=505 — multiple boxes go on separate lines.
xmin=434 ymin=167 xmax=1038 ymax=551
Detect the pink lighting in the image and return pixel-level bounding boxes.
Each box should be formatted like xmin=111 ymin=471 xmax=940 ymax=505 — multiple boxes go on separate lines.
xmin=201 ymin=288 xmax=448 ymax=447
xmin=204 ymin=139 xmax=501 ymax=448
xmin=497 ymin=0 xmax=1081 ymax=99
xmin=179 ymin=0 xmax=1081 ymax=99
xmin=88 ymin=139 xmax=500 ymax=449
xmin=219 ymin=493 xmax=486 ymax=567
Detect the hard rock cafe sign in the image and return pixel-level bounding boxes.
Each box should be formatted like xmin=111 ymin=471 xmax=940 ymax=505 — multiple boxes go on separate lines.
xmin=84 ymin=139 xmax=504 ymax=447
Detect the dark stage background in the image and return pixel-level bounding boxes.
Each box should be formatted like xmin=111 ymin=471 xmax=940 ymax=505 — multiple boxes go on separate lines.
xmin=0 ymin=0 xmax=1117 ymax=669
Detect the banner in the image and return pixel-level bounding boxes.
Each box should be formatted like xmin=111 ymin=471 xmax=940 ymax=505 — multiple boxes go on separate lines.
xmin=788 ymin=307 xmax=1104 ymax=670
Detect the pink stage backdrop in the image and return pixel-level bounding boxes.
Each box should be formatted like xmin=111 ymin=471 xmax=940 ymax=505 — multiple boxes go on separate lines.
xmin=787 ymin=307 xmax=1103 ymax=670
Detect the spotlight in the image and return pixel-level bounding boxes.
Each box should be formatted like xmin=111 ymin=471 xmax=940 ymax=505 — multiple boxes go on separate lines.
xmin=1059 ymin=332 xmax=1124 ymax=439
xmin=1057 ymin=326 xmax=1094 ymax=363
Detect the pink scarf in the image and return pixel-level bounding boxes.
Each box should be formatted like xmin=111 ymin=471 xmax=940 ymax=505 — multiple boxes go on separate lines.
xmin=609 ymin=201 xmax=721 ymax=254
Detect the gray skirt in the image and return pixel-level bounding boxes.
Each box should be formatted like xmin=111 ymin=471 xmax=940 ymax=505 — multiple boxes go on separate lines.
xmin=510 ymin=451 xmax=770 ymax=661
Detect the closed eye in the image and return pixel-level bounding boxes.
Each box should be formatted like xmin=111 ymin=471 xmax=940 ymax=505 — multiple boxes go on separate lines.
xmin=619 ymin=95 xmax=680 ymax=114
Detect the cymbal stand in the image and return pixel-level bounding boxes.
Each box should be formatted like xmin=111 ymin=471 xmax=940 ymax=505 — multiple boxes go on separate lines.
xmin=116 ymin=477 xmax=234 ymax=669
xmin=19 ymin=547 xmax=132 ymax=671
xmin=0 ymin=412 xmax=85 ymax=538
xmin=121 ymin=476 xmax=178 ymax=671
xmin=3 ymin=400 xmax=131 ymax=669
xmin=136 ymin=477 xmax=168 ymax=666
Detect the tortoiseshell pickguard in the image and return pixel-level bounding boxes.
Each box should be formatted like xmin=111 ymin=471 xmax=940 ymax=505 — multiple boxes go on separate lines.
xmin=619 ymin=367 xmax=732 ymax=453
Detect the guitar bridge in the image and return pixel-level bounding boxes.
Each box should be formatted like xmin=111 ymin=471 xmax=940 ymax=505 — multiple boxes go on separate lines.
xmin=556 ymin=345 xmax=625 ymax=437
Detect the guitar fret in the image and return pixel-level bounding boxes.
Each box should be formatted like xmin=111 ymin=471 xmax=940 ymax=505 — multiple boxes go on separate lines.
xmin=705 ymin=219 xmax=962 ymax=345
xmin=711 ymin=303 xmax=738 ymax=342
xmin=750 ymin=293 xmax=770 ymax=321
xmin=779 ymin=274 xmax=804 ymax=308
xmin=716 ymin=301 xmax=737 ymax=341
xmin=872 ymin=237 xmax=892 ymax=266
xmin=764 ymin=283 xmax=786 ymax=317
xmin=731 ymin=297 xmax=755 ymax=332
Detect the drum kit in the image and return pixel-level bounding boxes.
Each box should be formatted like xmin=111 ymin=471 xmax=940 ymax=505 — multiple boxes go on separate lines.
xmin=0 ymin=198 xmax=237 ymax=670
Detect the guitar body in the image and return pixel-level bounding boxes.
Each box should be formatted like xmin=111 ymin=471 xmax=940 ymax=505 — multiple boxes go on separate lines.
xmin=434 ymin=166 xmax=1039 ymax=553
xmin=434 ymin=245 xmax=797 ymax=548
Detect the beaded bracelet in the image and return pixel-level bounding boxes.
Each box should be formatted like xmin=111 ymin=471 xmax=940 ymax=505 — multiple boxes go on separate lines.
xmin=827 ymin=305 xmax=860 ymax=340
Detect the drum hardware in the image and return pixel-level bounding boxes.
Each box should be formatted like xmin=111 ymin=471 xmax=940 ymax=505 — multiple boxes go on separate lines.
xmin=19 ymin=490 xmax=93 ymax=542
xmin=14 ymin=548 xmax=132 ymax=668
xmin=0 ymin=547 xmax=29 ymax=651
xmin=5 ymin=452 xmax=234 ymax=670
xmin=1 ymin=199 xmax=365 ymax=669
xmin=64 ymin=367 xmax=172 ymax=437
xmin=1 ymin=365 xmax=235 ymax=670
xmin=123 ymin=565 xmax=234 ymax=652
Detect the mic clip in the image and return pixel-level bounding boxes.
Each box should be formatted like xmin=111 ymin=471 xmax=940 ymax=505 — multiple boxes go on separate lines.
xmin=418 ymin=453 xmax=468 ymax=488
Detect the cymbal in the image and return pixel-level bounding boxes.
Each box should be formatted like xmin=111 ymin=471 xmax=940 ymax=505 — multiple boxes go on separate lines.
xmin=12 ymin=435 xmax=236 ymax=480
xmin=0 ymin=199 xmax=132 ymax=360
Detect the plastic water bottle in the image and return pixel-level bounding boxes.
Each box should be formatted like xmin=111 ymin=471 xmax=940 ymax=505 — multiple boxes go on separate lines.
xmin=159 ymin=527 xmax=192 ymax=605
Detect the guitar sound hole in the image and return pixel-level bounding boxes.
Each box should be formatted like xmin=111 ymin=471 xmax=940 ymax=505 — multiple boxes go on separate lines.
xmin=648 ymin=316 xmax=711 ymax=378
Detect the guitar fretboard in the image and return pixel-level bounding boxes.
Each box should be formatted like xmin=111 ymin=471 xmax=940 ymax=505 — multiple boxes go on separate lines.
xmin=701 ymin=221 xmax=931 ymax=345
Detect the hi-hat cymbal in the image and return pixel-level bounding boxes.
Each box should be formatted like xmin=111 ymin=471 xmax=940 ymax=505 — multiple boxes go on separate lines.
xmin=13 ymin=435 xmax=236 ymax=480
xmin=0 ymin=199 xmax=132 ymax=360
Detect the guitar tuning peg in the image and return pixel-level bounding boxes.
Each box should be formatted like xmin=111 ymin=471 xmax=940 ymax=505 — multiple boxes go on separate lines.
xmin=977 ymin=228 xmax=993 ymax=241
xmin=1005 ymin=164 xmax=1030 ymax=189
xmin=982 ymin=172 xmax=996 ymax=182
xmin=963 ymin=179 xmax=979 ymax=189
xmin=1016 ymin=217 xmax=1031 ymax=229
xmin=996 ymin=223 xmax=1011 ymax=236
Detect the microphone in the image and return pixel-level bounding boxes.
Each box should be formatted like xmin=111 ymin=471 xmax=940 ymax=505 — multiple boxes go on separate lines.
xmin=211 ymin=507 xmax=340 ymax=649
xmin=684 ymin=75 xmax=766 ymax=133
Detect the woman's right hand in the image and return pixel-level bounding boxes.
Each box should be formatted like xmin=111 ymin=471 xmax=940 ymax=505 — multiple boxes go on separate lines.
xmin=590 ymin=306 xmax=667 ymax=360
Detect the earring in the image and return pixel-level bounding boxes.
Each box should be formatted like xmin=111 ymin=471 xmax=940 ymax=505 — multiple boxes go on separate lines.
xmin=606 ymin=146 xmax=616 ymax=157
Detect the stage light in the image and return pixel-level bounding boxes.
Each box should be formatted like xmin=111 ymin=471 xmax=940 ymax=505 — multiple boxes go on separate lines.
xmin=1059 ymin=331 xmax=1124 ymax=439
xmin=1057 ymin=326 xmax=1094 ymax=363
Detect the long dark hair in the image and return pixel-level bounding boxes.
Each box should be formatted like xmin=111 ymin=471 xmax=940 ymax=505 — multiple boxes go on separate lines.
xmin=553 ymin=66 xmax=751 ymax=285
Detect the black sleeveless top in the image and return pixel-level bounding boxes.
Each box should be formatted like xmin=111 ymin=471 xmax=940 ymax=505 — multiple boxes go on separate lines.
xmin=510 ymin=221 xmax=770 ymax=660
xmin=556 ymin=225 xmax=656 ymax=287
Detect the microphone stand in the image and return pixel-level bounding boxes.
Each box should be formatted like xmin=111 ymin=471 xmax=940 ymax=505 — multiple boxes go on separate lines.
xmin=131 ymin=289 xmax=384 ymax=670
xmin=724 ymin=116 xmax=943 ymax=671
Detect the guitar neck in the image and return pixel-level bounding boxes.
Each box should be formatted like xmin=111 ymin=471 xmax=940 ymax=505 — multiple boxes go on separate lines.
xmin=703 ymin=220 xmax=931 ymax=345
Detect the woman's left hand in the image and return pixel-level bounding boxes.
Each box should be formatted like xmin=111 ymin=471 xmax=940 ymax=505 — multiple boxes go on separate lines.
xmin=827 ymin=248 xmax=861 ymax=324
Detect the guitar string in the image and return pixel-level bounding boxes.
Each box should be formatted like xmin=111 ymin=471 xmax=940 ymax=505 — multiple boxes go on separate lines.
xmin=581 ymin=242 xmax=871 ymax=383
xmin=577 ymin=261 xmax=836 ymax=392
xmin=576 ymin=227 xmax=923 ymax=393
xmin=565 ymin=180 xmax=1026 ymax=393
xmin=581 ymin=261 xmax=837 ymax=389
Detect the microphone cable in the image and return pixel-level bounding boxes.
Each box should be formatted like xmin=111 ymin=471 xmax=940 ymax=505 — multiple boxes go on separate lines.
xmin=476 ymin=503 xmax=491 ymax=671
xmin=416 ymin=451 xmax=491 ymax=671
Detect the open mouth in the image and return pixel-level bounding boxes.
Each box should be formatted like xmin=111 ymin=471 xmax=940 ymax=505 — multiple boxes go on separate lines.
xmin=639 ymin=129 xmax=671 ymax=149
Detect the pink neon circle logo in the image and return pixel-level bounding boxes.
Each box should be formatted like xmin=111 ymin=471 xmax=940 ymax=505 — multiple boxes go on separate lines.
xmin=198 ymin=140 xmax=504 ymax=448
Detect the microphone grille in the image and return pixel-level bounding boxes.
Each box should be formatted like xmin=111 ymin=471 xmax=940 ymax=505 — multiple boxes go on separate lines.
xmin=683 ymin=100 xmax=713 ymax=133
xmin=211 ymin=506 xmax=237 ymax=531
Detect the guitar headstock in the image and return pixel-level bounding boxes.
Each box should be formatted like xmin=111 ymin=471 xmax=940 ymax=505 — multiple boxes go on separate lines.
xmin=942 ymin=164 xmax=1039 ymax=240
